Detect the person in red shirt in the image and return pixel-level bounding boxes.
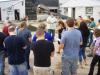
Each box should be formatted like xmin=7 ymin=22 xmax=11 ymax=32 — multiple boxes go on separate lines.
xmin=2 ymin=21 xmax=11 ymax=36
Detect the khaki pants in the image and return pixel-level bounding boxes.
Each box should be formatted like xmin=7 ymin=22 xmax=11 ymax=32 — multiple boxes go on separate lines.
xmin=33 ymin=66 xmax=54 ymax=75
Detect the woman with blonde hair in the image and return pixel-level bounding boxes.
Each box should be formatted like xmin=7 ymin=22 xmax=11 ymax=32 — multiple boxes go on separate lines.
xmin=32 ymin=23 xmax=53 ymax=42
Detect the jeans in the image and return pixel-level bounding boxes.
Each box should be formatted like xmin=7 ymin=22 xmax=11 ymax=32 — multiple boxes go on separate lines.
xmin=9 ymin=62 xmax=28 ymax=75
xmin=62 ymin=57 xmax=78 ymax=75
xmin=88 ymin=32 xmax=93 ymax=47
xmin=48 ymin=29 xmax=55 ymax=42
xmin=79 ymin=47 xmax=86 ymax=62
xmin=0 ymin=51 xmax=5 ymax=75
xmin=88 ymin=55 xmax=100 ymax=75
xmin=25 ymin=45 xmax=30 ymax=69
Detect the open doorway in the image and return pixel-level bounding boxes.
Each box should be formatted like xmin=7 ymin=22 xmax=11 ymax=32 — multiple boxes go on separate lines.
xmin=72 ymin=8 xmax=75 ymax=19
xmin=14 ymin=9 xmax=20 ymax=20
xmin=0 ymin=8 xmax=1 ymax=20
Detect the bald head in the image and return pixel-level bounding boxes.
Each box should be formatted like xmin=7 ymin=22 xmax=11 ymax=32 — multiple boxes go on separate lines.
xmin=66 ymin=18 xmax=75 ymax=27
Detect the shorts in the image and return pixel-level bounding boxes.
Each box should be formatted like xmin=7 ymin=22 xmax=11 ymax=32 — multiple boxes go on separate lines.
xmin=33 ymin=66 xmax=54 ymax=75
xmin=62 ymin=58 xmax=78 ymax=75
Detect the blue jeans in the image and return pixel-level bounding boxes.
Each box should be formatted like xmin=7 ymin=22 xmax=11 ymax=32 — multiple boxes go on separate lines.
xmin=0 ymin=51 xmax=5 ymax=75
xmin=79 ymin=47 xmax=86 ymax=62
xmin=88 ymin=32 xmax=93 ymax=47
xmin=9 ymin=62 xmax=28 ymax=75
xmin=48 ymin=29 xmax=55 ymax=42
xmin=25 ymin=45 xmax=30 ymax=69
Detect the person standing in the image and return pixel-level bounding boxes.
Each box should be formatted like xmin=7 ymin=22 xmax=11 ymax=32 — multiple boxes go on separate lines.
xmin=97 ymin=19 xmax=100 ymax=28
xmin=88 ymin=28 xmax=100 ymax=75
xmin=56 ymin=20 xmax=66 ymax=54
xmin=31 ymin=28 xmax=55 ymax=75
xmin=60 ymin=18 xmax=82 ymax=75
xmin=24 ymin=16 xmax=29 ymax=26
xmin=79 ymin=22 xmax=90 ymax=68
xmin=47 ymin=12 xmax=57 ymax=42
xmin=0 ymin=32 xmax=6 ymax=75
xmin=4 ymin=26 xmax=28 ymax=75
xmin=88 ymin=17 xmax=96 ymax=47
xmin=17 ymin=22 xmax=32 ymax=69
xmin=2 ymin=21 xmax=11 ymax=36
xmin=32 ymin=23 xmax=53 ymax=42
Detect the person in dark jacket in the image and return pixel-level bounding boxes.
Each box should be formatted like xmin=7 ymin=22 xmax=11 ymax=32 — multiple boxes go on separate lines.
xmin=79 ymin=21 xmax=90 ymax=68
xmin=4 ymin=26 xmax=28 ymax=75
xmin=17 ymin=22 xmax=32 ymax=69
xmin=0 ymin=32 xmax=6 ymax=75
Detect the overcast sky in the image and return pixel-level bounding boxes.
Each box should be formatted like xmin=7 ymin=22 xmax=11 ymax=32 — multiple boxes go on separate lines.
xmin=59 ymin=0 xmax=69 ymax=4
xmin=0 ymin=0 xmax=9 ymax=1
xmin=0 ymin=0 xmax=68 ymax=2
xmin=0 ymin=0 xmax=69 ymax=4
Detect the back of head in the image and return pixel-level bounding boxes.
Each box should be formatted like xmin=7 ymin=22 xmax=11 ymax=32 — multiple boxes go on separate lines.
xmin=66 ymin=18 xmax=74 ymax=27
xmin=20 ymin=21 xmax=27 ymax=28
xmin=38 ymin=23 xmax=46 ymax=30
xmin=79 ymin=22 xmax=88 ymax=31
xmin=8 ymin=26 xmax=16 ymax=32
xmin=36 ymin=28 xmax=44 ymax=38
xmin=94 ymin=27 xmax=100 ymax=38
xmin=58 ymin=20 xmax=65 ymax=28
xmin=98 ymin=19 xmax=100 ymax=23
xmin=90 ymin=17 xmax=94 ymax=21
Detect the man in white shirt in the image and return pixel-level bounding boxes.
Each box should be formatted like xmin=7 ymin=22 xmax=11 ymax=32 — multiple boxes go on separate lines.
xmin=47 ymin=12 xmax=57 ymax=42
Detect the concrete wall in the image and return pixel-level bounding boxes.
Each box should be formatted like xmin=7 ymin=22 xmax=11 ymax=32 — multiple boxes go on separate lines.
xmin=0 ymin=0 xmax=25 ymax=21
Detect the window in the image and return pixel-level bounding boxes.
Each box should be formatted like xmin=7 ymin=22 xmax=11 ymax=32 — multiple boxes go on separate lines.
xmin=86 ymin=7 xmax=93 ymax=14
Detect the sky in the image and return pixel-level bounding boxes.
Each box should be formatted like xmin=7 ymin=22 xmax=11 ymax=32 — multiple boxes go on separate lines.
xmin=59 ymin=0 xmax=69 ymax=4
xmin=0 ymin=0 xmax=69 ymax=3
xmin=0 ymin=0 xmax=9 ymax=1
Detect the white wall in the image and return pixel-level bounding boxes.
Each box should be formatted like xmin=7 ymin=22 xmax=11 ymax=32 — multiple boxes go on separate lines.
xmin=61 ymin=6 xmax=100 ymax=22
xmin=0 ymin=0 xmax=25 ymax=21
xmin=75 ymin=7 xmax=86 ymax=19
xmin=93 ymin=6 xmax=100 ymax=22
xmin=75 ymin=6 xmax=100 ymax=22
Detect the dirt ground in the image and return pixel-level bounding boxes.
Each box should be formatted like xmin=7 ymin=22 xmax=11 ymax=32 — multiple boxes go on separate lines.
xmin=4 ymin=43 xmax=97 ymax=75
xmin=0 ymin=21 xmax=97 ymax=75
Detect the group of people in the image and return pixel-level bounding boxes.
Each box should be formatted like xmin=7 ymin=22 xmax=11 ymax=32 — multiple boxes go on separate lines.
xmin=0 ymin=19 xmax=32 ymax=75
xmin=0 ymin=12 xmax=100 ymax=75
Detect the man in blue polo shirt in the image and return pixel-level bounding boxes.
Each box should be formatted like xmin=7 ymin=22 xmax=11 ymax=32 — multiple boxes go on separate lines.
xmin=60 ymin=18 xmax=82 ymax=75
xmin=4 ymin=26 xmax=28 ymax=75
